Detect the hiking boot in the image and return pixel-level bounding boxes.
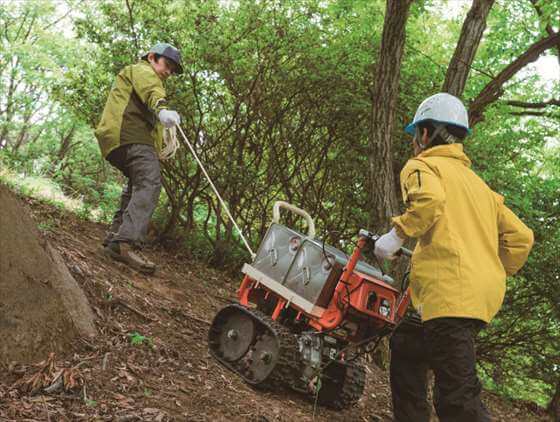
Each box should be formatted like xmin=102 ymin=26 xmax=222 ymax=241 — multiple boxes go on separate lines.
xmin=102 ymin=231 xmax=117 ymax=247
xmin=103 ymin=241 xmax=156 ymax=275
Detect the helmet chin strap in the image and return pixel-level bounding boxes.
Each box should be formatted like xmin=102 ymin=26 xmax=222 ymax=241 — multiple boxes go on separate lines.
xmin=433 ymin=125 xmax=456 ymax=144
xmin=416 ymin=124 xmax=456 ymax=150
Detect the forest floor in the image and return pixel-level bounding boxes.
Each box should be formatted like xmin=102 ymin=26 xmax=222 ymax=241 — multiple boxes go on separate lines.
xmin=0 ymin=196 xmax=549 ymax=421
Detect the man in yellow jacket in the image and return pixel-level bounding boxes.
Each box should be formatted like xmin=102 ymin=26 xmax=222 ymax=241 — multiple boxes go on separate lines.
xmin=95 ymin=43 xmax=182 ymax=274
xmin=374 ymin=93 xmax=534 ymax=422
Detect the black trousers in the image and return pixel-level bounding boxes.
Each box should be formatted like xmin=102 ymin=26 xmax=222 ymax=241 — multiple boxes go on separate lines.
xmin=390 ymin=317 xmax=491 ymax=422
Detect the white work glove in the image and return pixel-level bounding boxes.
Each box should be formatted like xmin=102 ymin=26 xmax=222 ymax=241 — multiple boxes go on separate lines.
xmin=374 ymin=227 xmax=405 ymax=261
xmin=158 ymin=109 xmax=181 ymax=128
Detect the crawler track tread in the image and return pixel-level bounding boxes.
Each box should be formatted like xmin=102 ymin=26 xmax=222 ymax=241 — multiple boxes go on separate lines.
xmin=208 ymin=304 xmax=300 ymax=389
xmin=317 ymin=360 xmax=366 ymax=410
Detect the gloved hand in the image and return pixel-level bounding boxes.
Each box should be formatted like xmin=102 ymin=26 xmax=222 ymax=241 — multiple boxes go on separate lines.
xmin=374 ymin=227 xmax=405 ymax=260
xmin=158 ymin=109 xmax=181 ymax=128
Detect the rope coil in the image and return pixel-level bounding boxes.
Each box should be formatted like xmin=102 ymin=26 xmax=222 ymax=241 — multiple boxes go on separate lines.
xmin=159 ymin=126 xmax=180 ymax=160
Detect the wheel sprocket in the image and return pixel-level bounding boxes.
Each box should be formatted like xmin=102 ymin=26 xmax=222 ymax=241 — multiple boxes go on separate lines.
xmin=217 ymin=312 xmax=255 ymax=362
xmin=246 ymin=333 xmax=280 ymax=383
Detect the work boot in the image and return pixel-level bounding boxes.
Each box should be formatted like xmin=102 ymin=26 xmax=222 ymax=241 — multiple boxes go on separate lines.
xmin=102 ymin=231 xmax=117 ymax=247
xmin=103 ymin=241 xmax=156 ymax=275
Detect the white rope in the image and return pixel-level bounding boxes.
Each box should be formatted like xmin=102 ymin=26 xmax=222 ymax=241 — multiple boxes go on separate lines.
xmin=174 ymin=124 xmax=256 ymax=259
xmin=159 ymin=126 xmax=180 ymax=160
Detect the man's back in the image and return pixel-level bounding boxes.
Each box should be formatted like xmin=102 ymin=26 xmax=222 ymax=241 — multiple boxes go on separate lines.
xmin=393 ymin=143 xmax=533 ymax=323
xmin=95 ymin=61 xmax=167 ymax=159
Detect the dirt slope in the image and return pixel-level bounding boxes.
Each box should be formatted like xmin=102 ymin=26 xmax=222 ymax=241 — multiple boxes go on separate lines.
xmin=0 ymin=196 xmax=548 ymax=421
xmin=0 ymin=184 xmax=95 ymax=365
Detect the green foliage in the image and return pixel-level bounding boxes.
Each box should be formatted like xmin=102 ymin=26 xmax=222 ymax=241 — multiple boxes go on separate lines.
xmin=0 ymin=1 xmax=123 ymax=222
xmin=37 ymin=219 xmax=56 ymax=233
xmin=128 ymin=331 xmax=154 ymax=348
xmin=468 ymin=103 xmax=560 ymax=407
xmin=85 ymin=398 xmax=97 ymax=407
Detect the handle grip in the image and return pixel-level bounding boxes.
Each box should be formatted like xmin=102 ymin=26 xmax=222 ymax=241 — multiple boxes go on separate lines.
xmin=272 ymin=201 xmax=316 ymax=238
xmin=397 ymin=247 xmax=413 ymax=258
xmin=358 ymin=229 xmax=412 ymax=259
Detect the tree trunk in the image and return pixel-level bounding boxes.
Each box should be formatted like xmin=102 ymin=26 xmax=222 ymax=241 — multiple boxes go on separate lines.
xmin=57 ymin=124 xmax=77 ymax=161
xmin=548 ymin=378 xmax=560 ymax=422
xmin=0 ymin=184 xmax=96 ymax=364
xmin=442 ymin=0 xmax=495 ymax=97
xmin=0 ymin=59 xmax=19 ymax=146
xmin=369 ymin=0 xmax=414 ymax=232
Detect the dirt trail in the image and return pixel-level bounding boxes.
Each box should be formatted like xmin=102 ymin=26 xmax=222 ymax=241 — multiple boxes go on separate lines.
xmin=0 ymin=196 xmax=547 ymax=421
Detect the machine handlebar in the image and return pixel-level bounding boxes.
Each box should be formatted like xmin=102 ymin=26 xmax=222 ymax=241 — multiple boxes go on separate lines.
xmin=397 ymin=247 xmax=413 ymax=258
xmin=358 ymin=229 xmax=412 ymax=259
xmin=272 ymin=201 xmax=316 ymax=238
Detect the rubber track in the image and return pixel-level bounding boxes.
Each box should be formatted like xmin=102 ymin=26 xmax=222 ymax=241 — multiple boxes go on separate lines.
xmin=333 ymin=361 xmax=366 ymax=409
xmin=317 ymin=359 xmax=366 ymax=410
xmin=209 ymin=304 xmax=301 ymax=390
xmin=210 ymin=304 xmax=364 ymax=409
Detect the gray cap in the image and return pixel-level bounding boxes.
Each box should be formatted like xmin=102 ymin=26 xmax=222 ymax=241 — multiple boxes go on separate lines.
xmin=142 ymin=42 xmax=183 ymax=74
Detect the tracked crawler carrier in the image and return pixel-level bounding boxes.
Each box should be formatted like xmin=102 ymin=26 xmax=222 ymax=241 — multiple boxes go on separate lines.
xmin=209 ymin=202 xmax=411 ymax=409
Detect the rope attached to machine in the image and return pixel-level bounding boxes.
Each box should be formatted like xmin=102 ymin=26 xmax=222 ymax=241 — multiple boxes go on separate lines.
xmin=169 ymin=123 xmax=256 ymax=259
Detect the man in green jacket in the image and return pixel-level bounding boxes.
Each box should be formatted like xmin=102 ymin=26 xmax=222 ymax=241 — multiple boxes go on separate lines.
xmin=374 ymin=93 xmax=534 ymax=421
xmin=95 ymin=42 xmax=182 ymax=274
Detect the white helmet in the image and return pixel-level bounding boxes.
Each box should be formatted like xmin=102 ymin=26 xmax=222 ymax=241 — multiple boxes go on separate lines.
xmin=405 ymin=93 xmax=470 ymax=135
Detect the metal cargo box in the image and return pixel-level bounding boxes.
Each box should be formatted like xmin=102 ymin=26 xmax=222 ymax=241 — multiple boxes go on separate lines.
xmin=250 ymin=223 xmax=395 ymax=310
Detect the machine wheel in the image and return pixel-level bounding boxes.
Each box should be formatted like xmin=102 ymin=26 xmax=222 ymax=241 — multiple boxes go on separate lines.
xmin=246 ymin=332 xmax=280 ymax=383
xmin=216 ymin=311 xmax=255 ymax=362
xmin=208 ymin=304 xmax=300 ymax=389
xmin=316 ymin=360 xmax=366 ymax=410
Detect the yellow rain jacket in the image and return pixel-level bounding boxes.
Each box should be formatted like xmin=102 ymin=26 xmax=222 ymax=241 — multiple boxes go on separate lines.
xmin=95 ymin=60 xmax=166 ymax=159
xmin=392 ymin=144 xmax=534 ymax=323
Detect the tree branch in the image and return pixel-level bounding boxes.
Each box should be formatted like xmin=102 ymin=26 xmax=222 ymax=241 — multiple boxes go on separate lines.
xmin=42 ymin=7 xmax=74 ymax=32
xmin=510 ymin=111 xmax=557 ymax=117
xmin=469 ymin=31 xmax=560 ymax=125
xmin=507 ymin=99 xmax=560 ymax=108
xmin=125 ymin=0 xmax=139 ymax=52
xmin=529 ymin=0 xmax=560 ymax=64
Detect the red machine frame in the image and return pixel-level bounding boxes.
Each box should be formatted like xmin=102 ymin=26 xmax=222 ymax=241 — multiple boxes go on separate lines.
xmin=238 ymin=234 xmax=411 ymax=342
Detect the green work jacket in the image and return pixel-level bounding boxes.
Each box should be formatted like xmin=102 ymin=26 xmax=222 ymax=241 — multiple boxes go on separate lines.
xmin=95 ymin=60 xmax=166 ymax=158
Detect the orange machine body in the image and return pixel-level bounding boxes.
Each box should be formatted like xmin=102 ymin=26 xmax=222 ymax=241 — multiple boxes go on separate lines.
xmin=238 ymin=237 xmax=410 ymax=343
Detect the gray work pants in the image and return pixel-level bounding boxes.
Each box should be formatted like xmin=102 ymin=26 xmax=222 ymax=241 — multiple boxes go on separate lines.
xmin=106 ymin=144 xmax=161 ymax=244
